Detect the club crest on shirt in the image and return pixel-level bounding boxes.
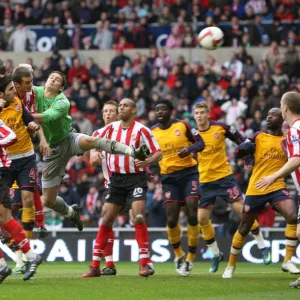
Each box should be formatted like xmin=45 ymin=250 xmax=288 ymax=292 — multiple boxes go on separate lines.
xmin=175 ymin=130 xmax=180 ymax=136
xmin=165 ymin=191 xmax=171 ymax=199
xmin=244 ymin=205 xmax=250 ymax=212
xmin=14 ymin=104 xmax=21 ymax=111
xmin=214 ymin=133 xmax=220 ymax=139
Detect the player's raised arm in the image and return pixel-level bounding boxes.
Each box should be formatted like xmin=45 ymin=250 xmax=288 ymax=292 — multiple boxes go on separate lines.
xmin=222 ymin=123 xmax=245 ymax=145
xmin=0 ymin=119 xmax=17 ymax=147
xmin=234 ymin=131 xmax=261 ymax=159
xmin=183 ymin=121 xmax=205 ymax=153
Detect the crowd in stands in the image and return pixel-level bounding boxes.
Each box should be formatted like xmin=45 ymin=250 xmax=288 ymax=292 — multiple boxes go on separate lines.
xmin=19 ymin=41 xmax=297 ymax=231
xmin=0 ymin=0 xmax=300 ymax=52
xmin=1 ymin=0 xmax=299 ymax=233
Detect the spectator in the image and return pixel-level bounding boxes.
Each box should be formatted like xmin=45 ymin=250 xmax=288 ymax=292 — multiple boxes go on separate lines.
xmin=110 ymin=49 xmax=131 ymax=74
xmin=0 ymin=18 xmax=14 ymax=51
xmin=151 ymin=77 xmax=171 ymax=99
xmin=76 ymin=0 xmax=92 ymax=24
xmin=68 ymin=58 xmax=89 ymax=84
xmin=8 ymin=23 xmax=35 ymax=52
xmin=223 ymin=53 xmax=243 ymax=79
xmin=92 ymin=20 xmax=113 ymax=49
xmin=263 ymin=41 xmax=281 ymax=69
xmin=221 ymin=98 xmax=248 ymax=125
xmin=72 ymin=108 xmax=93 ymax=135
xmin=55 ymin=26 xmax=71 ymax=51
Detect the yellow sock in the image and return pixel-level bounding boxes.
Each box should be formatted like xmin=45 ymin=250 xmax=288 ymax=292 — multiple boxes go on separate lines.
xmin=186 ymin=224 xmax=200 ymax=263
xmin=200 ymin=220 xmax=215 ymax=242
xmin=22 ymin=207 xmax=35 ymax=239
xmin=228 ymin=231 xmax=246 ymax=268
xmin=167 ymin=224 xmax=184 ymax=259
xmin=284 ymin=224 xmax=297 ymax=263
xmin=250 ymin=219 xmax=259 ymax=232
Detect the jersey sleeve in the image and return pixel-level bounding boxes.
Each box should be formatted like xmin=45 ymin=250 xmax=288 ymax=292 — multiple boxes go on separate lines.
xmin=287 ymin=127 xmax=300 ymax=158
xmin=0 ymin=119 xmax=17 ymax=147
xmin=42 ymin=97 xmax=70 ymax=123
xmin=140 ymin=127 xmax=161 ymax=154
xmin=221 ymin=123 xmax=245 ymax=145
xmin=234 ymin=131 xmax=261 ymax=159
xmin=280 ymin=139 xmax=288 ymax=157
xmin=182 ymin=121 xmax=205 ymax=153
xmin=93 ymin=124 xmax=113 ymax=139
xmin=22 ymin=103 xmax=35 ymax=126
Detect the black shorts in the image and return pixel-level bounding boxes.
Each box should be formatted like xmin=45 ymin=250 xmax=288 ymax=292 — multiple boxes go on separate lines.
xmin=243 ymin=189 xmax=293 ymax=215
xmin=10 ymin=188 xmax=22 ymax=207
xmin=105 ymin=172 xmax=148 ymax=207
xmin=0 ymin=169 xmax=12 ymax=209
xmin=161 ymin=166 xmax=201 ymax=205
xmin=10 ymin=155 xmax=36 ymax=192
xmin=199 ymin=174 xmax=243 ymax=208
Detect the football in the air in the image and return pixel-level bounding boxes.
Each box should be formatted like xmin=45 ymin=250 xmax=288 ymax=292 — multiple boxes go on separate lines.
xmin=198 ymin=26 xmax=224 ymax=50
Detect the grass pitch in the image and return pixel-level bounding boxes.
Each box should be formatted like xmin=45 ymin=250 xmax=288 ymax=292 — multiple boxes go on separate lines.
xmin=1 ymin=262 xmax=299 ymax=300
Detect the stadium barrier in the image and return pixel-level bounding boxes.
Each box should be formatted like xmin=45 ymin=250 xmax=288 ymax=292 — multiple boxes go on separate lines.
xmin=1 ymin=227 xmax=296 ymax=264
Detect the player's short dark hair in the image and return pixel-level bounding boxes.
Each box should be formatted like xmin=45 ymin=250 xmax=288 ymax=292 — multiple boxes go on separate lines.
xmin=49 ymin=71 xmax=67 ymax=89
xmin=103 ymin=100 xmax=118 ymax=112
xmin=12 ymin=67 xmax=32 ymax=83
xmin=155 ymin=99 xmax=174 ymax=111
xmin=0 ymin=74 xmax=12 ymax=93
xmin=282 ymin=92 xmax=300 ymax=114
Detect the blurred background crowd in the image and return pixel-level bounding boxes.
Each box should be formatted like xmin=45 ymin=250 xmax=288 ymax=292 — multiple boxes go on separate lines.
xmin=0 ymin=0 xmax=299 ymax=234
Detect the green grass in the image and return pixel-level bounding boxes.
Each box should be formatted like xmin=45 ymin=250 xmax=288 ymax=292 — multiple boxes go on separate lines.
xmin=1 ymin=262 xmax=299 ymax=300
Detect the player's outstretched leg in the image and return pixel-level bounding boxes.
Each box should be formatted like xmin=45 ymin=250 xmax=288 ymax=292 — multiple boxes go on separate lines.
xmin=0 ymin=250 xmax=12 ymax=284
xmin=102 ymin=230 xmax=116 ymax=275
xmin=82 ymin=136 xmax=150 ymax=161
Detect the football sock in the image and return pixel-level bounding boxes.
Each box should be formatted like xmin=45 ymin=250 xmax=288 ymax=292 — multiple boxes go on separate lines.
xmin=135 ymin=222 xmax=151 ymax=265
xmin=167 ymin=224 xmax=184 ymax=259
xmin=228 ymin=230 xmax=246 ymax=268
xmin=3 ymin=219 xmax=31 ymax=254
xmin=250 ymin=220 xmax=265 ymax=250
xmin=52 ymin=196 xmax=74 ymax=217
xmin=94 ymin=138 xmax=133 ymax=156
xmin=92 ymin=225 xmax=111 ymax=269
xmin=186 ymin=224 xmax=200 ymax=263
xmin=104 ymin=229 xmax=115 ymax=268
xmin=15 ymin=250 xmax=24 ymax=268
xmin=34 ymin=189 xmax=44 ymax=227
xmin=21 ymin=207 xmax=35 ymax=239
xmin=200 ymin=221 xmax=220 ymax=257
xmin=284 ymin=224 xmax=297 ymax=263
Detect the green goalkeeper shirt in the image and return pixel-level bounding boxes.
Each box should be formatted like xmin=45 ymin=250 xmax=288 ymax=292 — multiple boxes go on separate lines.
xmin=34 ymin=86 xmax=73 ymax=147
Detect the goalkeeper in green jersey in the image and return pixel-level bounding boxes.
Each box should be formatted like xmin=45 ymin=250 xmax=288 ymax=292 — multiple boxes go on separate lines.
xmin=31 ymin=71 xmax=149 ymax=231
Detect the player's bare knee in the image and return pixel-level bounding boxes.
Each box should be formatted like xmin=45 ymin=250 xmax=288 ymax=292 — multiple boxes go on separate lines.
xmin=286 ymin=212 xmax=297 ymax=225
xmin=167 ymin=218 xmax=178 ymax=229
xmin=43 ymin=197 xmax=55 ymax=208
xmin=188 ymin=215 xmax=198 ymax=226
xmin=238 ymin=222 xmax=250 ymax=237
xmin=133 ymin=214 xmax=144 ymax=225
xmin=198 ymin=218 xmax=209 ymax=227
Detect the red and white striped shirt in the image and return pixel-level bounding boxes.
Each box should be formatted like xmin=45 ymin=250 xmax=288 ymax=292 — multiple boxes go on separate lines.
xmin=93 ymin=121 xmax=161 ymax=174
xmin=0 ymin=119 xmax=17 ymax=168
xmin=22 ymin=89 xmax=36 ymax=113
xmin=287 ymin=119 xmax=300 ymax=192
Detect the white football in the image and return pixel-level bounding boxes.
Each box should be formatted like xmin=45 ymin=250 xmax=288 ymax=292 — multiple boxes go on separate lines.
xmin=198 ymin=27 xmax=224 ymax=50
